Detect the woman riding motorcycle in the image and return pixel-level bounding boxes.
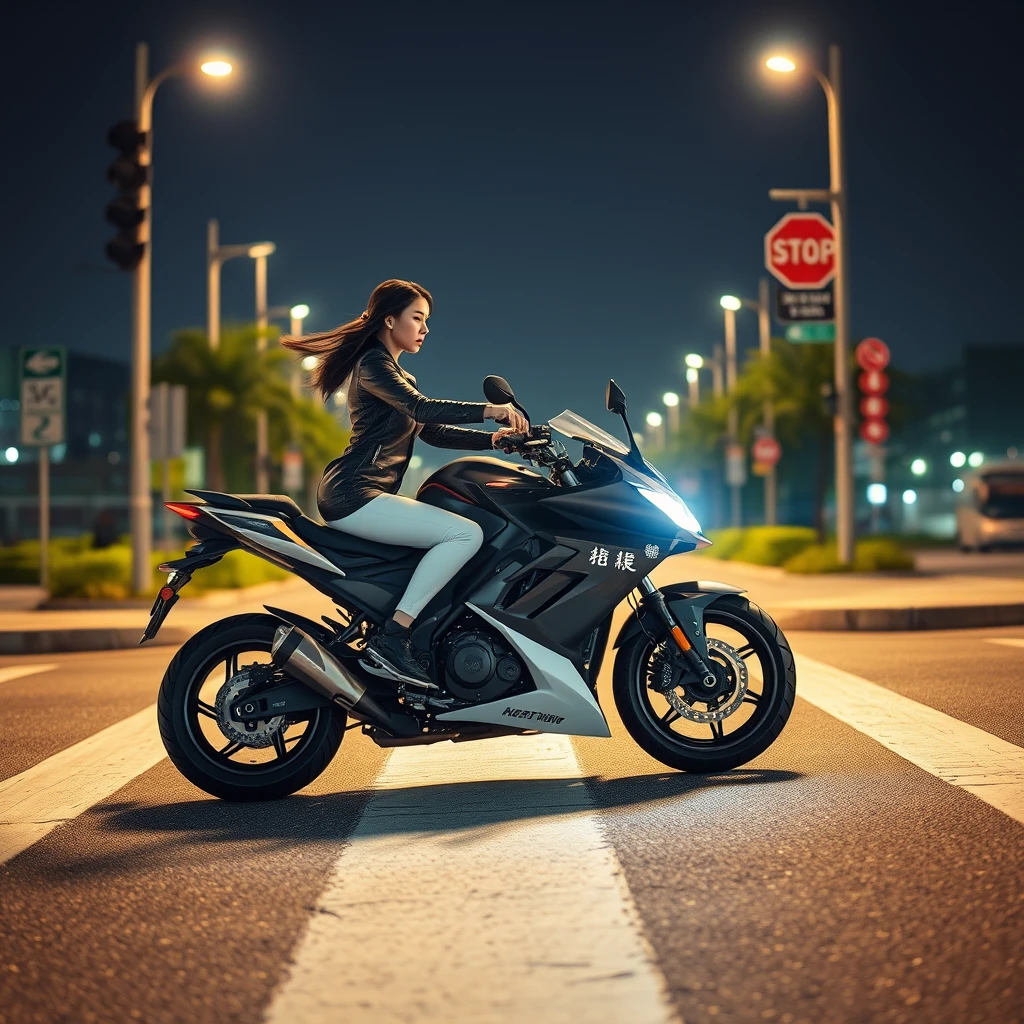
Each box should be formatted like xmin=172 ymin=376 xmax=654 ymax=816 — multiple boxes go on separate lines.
xmin=281 ymin=279 xmax=528 ymax=687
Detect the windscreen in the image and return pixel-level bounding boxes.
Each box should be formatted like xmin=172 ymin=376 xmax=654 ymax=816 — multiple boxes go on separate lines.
xmin=550 ymin=410 xmax=630 ymax=455
xmin=980 ymin=474 xmax=1024 ymax=519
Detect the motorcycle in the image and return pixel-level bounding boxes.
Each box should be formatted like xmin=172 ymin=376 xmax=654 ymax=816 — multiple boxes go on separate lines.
xmin=146 ymin=377 xmax=796 ymax=801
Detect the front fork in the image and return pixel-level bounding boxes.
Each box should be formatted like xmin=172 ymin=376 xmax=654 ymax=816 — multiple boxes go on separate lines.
xmin=638 ymin=577 xmax=717 ymax=688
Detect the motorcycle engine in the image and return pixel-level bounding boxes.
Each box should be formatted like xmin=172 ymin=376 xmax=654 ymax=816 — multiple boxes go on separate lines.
xmin=440 ymin=625 xmax=526 ymax=703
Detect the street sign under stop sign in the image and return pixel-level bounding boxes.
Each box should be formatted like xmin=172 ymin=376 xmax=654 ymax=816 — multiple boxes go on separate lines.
xmin=765 ymin=212 xmax=836 ymax=290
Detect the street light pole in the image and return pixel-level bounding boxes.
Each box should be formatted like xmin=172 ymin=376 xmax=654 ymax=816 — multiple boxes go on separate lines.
xmin=125 ymin=50 xmax=233 ymax=594
xmin=254 ymin=250 xmax=270 ymax=492
xmin=766 ymin=44 xmax=853 ymax=562
xmin=721 ymin=297 xmax=741 ymax=528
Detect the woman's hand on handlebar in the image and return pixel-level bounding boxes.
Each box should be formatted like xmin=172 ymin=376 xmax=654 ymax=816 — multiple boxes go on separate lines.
xmin=484 ymin=403 xmax=529 ymax=433
xmin=491 ymin=427 xmax=524 ymax=452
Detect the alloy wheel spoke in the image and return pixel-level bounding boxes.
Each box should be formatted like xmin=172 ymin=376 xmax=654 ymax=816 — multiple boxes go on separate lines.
xmin=709 ymin=719 xmax=725 ymax=742
xmin=219 ymin=739 xmax=244 ymax=758
xmin=271 ymin=730 xmax=287 ymax=759
xmin=735 ymin=643 xmax=756 ymax=661
xmin=196 ymin=700 xmax=218 ymax=720
xmin=660 ymin=706 xmax=681 ymax=727
xmin=742 ymin=691 xmax=762 ymax=706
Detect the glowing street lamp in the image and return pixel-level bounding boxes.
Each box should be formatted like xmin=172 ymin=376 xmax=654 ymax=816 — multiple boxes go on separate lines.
xmin=685 ymin=353 xmax=704 ymax=369
xmin=662 ymin=391 xmax=680 ymax=434
xmin=127 ymin=44 xmax=238 ymax=596
xmin=910 ymin=458 xmax=927 ymax=476
xmin=645 ymin=411 xmax=665 ymax=450
xmin=765 ymin=56 xmax=796 ymax=73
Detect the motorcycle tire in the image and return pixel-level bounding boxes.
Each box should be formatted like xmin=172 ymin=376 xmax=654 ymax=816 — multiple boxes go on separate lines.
xmin=157 ymin=613 xmax=346 ymax=801
xmin=613 ymin=593 xmax=796 ymax=773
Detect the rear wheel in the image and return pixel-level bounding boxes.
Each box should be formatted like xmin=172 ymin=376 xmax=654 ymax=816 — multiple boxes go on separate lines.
xmin=157 ymin=613 xmax=346 ymax=801
xmin=613 ymin=594 xmax=796 ymax=772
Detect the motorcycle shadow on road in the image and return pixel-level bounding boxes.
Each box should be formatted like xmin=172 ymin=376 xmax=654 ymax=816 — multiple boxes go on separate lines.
xmin=53 ymin=767 xmax=803 ymax=877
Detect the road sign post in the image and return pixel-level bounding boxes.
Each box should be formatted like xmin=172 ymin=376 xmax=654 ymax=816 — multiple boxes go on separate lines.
xmin=19 ymin=348 xmax=67 ymax=590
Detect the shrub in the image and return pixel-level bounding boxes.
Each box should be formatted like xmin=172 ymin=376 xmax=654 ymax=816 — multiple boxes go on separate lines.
xmin=732 ymin=526 xmax=817 ymax=566
xmin=1 ymin=536 xmax=288 ymax=598
xmin=853 ymin=538 xmax=915 ymax=572
xmin=782 ymin=543 xmax=849 ymax=574
xmin=783 ymin=538 xmax=915 ymax=574
xmin=699 ymin=528 xmax=747 ymax=560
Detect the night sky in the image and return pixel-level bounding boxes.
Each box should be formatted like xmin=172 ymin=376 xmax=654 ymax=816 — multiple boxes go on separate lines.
xmin=2 ymin=0 xmax=1020 ymax=432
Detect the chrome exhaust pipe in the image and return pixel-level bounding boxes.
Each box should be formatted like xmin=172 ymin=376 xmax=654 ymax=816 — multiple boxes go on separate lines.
xmin=271 ymin=625 xmax=418 ymax=737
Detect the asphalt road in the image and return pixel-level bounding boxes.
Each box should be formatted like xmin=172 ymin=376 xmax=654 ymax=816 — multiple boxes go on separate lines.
xmin=1 ymin=619 xmax=1022 ymax=1023
xmin=913 ymin=548 xmax=1024 ymax=579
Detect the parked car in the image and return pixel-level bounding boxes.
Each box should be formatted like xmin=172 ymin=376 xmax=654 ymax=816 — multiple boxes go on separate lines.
xmin=957 ymin=463 xmax=1024 ymax=551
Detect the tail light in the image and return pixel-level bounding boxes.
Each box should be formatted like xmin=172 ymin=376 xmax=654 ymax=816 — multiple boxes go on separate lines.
xmin=165 ymin=502 xmax=203 ymax=521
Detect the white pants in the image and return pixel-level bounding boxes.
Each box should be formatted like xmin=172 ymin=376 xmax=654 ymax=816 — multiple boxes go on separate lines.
xmin=326 ymin=493 xmax=484 ymax=620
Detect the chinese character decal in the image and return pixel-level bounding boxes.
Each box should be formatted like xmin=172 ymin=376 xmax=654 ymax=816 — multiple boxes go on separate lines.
xmin=644 ymin=543 xmax=660 ymax=559
xmin=589 ymin=546 xmax=609 ymax=566
xmin=614 ymin=550 xmax=636 ymax=572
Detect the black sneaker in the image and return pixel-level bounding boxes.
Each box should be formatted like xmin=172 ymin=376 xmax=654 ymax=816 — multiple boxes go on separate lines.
xmin=365 ymin=623 xmax=438 ymax=690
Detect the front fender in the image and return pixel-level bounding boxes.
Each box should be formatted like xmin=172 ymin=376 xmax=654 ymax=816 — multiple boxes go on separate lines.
xmin=613 ymin=580 xmax=746 ymax=661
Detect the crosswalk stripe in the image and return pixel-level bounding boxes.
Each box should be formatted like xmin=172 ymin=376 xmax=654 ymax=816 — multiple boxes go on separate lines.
xmin=265 ymin=734 xmax=674 ymax=1023
xmin=0 ymin=705 xmax=164 ymax=866
xmin=794 ymin=653 xmax=1024 ymax=826
xmin=985 ymin=638 xmax=1024 ymax=649
xmin=0 ymin=664 xmax=57 ymax=686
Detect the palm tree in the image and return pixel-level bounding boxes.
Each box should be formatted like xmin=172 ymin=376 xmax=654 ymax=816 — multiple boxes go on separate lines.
xmin=153 ymin=324 xmax=347 ymax=493
xmin=736 ymin=339 xmax=835 ymax=538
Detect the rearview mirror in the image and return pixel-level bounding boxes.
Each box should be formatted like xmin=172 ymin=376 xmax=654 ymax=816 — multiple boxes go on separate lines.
xmin=483 ymin=375 xmax=515 ymax=405
xmin=606 ymin=379 xmax=627 ymax=415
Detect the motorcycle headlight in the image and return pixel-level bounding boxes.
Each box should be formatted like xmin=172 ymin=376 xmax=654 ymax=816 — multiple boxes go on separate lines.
xmin=635 ymin=486 xmax=703 ymax=535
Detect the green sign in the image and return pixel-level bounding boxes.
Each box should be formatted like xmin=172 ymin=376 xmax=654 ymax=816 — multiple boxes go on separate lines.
xmin=785 ymin=323 xmax=835 ymax=343
xmin=19 ymin=347 xmax=67 ymax=445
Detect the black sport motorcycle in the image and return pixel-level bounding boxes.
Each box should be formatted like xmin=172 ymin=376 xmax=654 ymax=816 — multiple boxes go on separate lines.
xmin=146 ymin=377 xmax=796 ymax=801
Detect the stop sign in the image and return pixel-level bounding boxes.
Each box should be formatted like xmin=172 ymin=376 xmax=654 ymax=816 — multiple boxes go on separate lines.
xmin=751 ymin=435 xmax=781 ymax=466
xmin=764 ymin=212 xmax=836 ymax=289
xmin=860 ymin=419 xmax=889 ymax=444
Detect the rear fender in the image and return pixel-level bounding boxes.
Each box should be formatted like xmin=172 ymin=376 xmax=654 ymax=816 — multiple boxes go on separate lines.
xmin=613 ymin=580 xmax=746 ymax=661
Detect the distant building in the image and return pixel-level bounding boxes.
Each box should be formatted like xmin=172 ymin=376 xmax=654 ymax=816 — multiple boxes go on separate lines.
xmin=0 ymin=348 xmax=130 ymax=542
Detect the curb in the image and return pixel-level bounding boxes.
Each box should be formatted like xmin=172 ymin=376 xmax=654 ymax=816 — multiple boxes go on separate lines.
xmin=772 ymin=603 xmax=1024 ymax=632
xmin=0 ymin=626 xmax=192 ymax=655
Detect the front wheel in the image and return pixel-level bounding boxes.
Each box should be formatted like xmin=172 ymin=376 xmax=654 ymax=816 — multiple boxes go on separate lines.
xmin=613 ymin=594 xmax=796 ymax=773
xmin=157 ymin=613 xmax=346 ymax=801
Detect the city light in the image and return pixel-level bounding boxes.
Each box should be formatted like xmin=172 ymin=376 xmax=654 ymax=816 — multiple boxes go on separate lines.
xmin=950 ymin=451 xmax=966 ymax=468
xmin=247 ymin=242 xmax=276 ymax=258
xmin=866 ymin=483 xmax=887 ymax=506
xmin=766 ymin=56 xmax=797 ymax=73
xmin=645 ymin=411 xmax=663 ymax=428
xmin=968 ymin=451 xmax=984 ymax=467
xmin=409 ymin=454 xmax=423 ymax=469
xmin=686 ymin=368 xmax=699 ymax=384
xmin=662 ymin=392 xmax=679 ymax=407
xmin=200 ymin=60 xmax=233 ymax=77
xmin=719 ymin=295 xmax=742 ymax=311
xmin=4 ymin=446 xmax=18 ymax=463
xmin=952 ymin=478 xmax=965 ymax=493
xmin=902 ymin=489 xmax=917 ymax=505
xmin=290 ymin=304 xmax=310 ymax=320
xmin=684 ymin=353 xmax=704 ymax=369
xmin=301 ymin=356 xmax=318 ymax=370
xmin=910 ymin=458 xmax=927 ymax=476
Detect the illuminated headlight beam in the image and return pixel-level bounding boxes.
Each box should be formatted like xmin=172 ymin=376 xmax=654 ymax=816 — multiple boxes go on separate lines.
xmin=635 ymin=486 xmax=703 ymax=535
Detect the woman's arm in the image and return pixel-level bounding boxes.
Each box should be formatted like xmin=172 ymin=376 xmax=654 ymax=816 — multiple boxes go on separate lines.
xmin=359 ymin=349 xmax=487 ymax=425
xmin=419 ymin=424 xmax=496 ymax=451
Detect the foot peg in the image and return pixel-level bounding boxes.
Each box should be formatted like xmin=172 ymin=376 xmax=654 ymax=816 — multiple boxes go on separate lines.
xmin=360 ymin=650 xmax=440 ymax=691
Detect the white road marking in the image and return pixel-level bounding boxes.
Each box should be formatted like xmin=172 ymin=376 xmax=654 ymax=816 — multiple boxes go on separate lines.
xmin=985 ymin=638 xmax=1024 ymax=649
xmin=795 ymin=653 xmax=1024 ymax=826
xmin=0 ymin=663 xmax=57 ymax=686
xmin=0 ymin=705 xmax=164 ymax=865
xmin=265 ymin=735 xmax=674 ymax=1023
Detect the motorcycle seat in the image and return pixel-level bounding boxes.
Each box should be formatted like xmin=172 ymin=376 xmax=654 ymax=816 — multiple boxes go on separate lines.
xmin=290 ymin=516 xmax=415 ymax=560
xmin=235 ymin=494 xmax=304 ymax=518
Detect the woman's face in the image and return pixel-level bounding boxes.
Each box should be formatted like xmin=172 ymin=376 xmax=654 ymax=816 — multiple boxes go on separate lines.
xmin=385 ymin=298 xmax=430 ymax=354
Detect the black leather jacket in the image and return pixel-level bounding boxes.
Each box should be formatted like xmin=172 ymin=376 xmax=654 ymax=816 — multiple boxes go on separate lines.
xmin=317 ymin=339 xmax=494 ymax=521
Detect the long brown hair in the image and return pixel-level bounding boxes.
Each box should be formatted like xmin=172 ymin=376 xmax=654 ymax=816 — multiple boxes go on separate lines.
xmin=281 ymin=279 xmax=433 ymax=400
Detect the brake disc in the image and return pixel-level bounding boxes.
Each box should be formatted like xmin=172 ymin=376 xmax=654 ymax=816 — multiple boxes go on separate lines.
xmin=214 ymin=667 xmax=286 ymax=749
xmin=662 ymin=637 xmax=749 ymax=723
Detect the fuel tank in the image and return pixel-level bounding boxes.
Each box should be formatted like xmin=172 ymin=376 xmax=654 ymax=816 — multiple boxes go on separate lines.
xmin=416 ymin=457 xmax=547 ymax=538
xmin=418 ymin=456 xmax=552 ymax=506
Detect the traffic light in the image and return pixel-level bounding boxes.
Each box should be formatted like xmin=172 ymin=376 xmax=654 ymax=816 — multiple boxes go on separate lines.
xmin=105 ymin=120 xmax=147 ymax=270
